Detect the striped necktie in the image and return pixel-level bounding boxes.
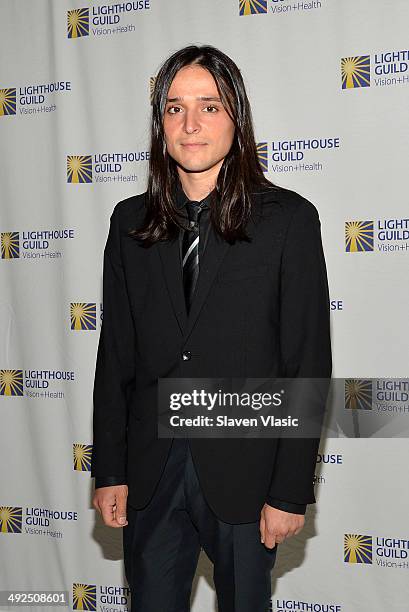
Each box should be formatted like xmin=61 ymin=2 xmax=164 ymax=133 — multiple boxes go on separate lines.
xmin=182 ymin=200 xmax=203 ymax=313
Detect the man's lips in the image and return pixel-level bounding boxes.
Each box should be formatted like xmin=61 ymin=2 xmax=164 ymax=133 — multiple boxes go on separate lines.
xmin=181 ymin=143 xmax=207 ymax=149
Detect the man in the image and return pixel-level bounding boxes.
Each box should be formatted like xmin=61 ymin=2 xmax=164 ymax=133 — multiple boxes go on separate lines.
xmin=91 ymin=45 xmax=332 ymax=611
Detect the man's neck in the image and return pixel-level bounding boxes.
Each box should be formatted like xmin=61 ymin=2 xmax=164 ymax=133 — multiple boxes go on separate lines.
xmin=177 ymin=164 xmax=221 ymax=202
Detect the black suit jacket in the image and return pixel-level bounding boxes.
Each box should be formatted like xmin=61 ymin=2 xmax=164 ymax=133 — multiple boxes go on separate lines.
xmin=91 ymin=184 xmax=332 ymax=524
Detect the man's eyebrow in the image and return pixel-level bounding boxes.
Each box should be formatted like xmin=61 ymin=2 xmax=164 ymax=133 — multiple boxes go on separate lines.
xmin=166 ymin=96 xmax=222 ymax=102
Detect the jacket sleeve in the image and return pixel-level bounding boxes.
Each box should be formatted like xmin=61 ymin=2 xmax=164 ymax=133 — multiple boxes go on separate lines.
xmin=265 ymin=497 xmax=306 ymax=515
xmin=266 ymin=197 xmax=332 ymax=507
xmin=95 ymin=476 xmax=127 ymax=489
xmin=91 ymin=203 xmax=136 ymax=484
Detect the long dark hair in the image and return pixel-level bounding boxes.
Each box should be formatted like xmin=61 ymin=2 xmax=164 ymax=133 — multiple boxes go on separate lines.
xmin=129 ymin=44 xmax=278 ymax=246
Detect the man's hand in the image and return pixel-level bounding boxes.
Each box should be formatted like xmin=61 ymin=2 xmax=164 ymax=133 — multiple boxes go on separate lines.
xmin=259 ymin=503 xmax=304 ymax=549
xmin=93 ymin=485 xmax=129 ymax=528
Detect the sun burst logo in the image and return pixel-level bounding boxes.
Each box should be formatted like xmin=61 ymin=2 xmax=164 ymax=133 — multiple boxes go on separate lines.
xmin=72 ymin=583 xmax=97 ymax=610
xmin=149 ymin=76 xmax=156 ymax=104
xmin=239 ymin=0 xmax=268 ymax=15
xmin=341 ymin=56 xmax=370 ymax=89
xmin=67 ymin=9 xmax=90 ymax=38
xmin=1 ymin=232 xmax=19 ymax=259
xmin=70 ymin=303 xmax=97 ymax=330
xmin=67 ymin=156 xmax=92 ymax=183
xmin=0 ymin=506 xmax=22 ymax=533
xmin=257 ymin=142 xmax=268 ymax=172
xmin=73 ymin=444 xmax=92 ymax=471
xmin=345 ymin=379 xmax=372 ymax=410
xmin=0 ymin=370 xmax=24 ymax=396
xmin=0 ymin=88 xmax=16 ymax=116
xmin=344 ymin=534 xmax=373 ymax=563
xmin=345 ymin=220 xmax=373 ymax=252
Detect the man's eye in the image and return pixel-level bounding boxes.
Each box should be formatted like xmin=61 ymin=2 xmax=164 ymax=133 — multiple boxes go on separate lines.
xmin=166 ymin=105 xmax=219 ymax=114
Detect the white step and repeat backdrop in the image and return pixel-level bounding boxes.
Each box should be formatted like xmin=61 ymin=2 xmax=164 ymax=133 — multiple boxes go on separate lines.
xmin=1 ymin=1 xmax=408 ymax=611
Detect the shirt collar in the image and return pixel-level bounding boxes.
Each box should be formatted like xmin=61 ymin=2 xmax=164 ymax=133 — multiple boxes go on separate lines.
xmin=175 ymin=180 xmax=214 ymax=210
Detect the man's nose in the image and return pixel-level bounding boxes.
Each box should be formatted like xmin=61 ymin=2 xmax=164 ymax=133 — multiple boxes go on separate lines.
xmin=183 ymin=109 xmax=200 ymax=134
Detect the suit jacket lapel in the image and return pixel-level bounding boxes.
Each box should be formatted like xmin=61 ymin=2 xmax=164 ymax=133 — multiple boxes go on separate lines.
xmin=157 ymin=225 xmax=230 ymax=341
xmin=156 ymin=237 xmax=187 ymax=335
xmin=184 ymin=226 xmax=230 ymax=339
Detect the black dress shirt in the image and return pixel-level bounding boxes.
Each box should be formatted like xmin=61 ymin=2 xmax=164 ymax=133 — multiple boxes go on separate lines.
xmin=94 ymin=183 xmax=307 ymax=515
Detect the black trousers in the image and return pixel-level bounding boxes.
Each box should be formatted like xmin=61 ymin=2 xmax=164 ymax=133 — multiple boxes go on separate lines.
xmin=123 ymin=437 xmax=277 ymax=612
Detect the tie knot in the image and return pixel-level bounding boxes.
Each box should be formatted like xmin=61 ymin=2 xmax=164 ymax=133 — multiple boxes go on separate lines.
xmin=185 ymin=201 xmax=202 ymax=230
xmin=185 ymin=200 xmax=201 ymax=220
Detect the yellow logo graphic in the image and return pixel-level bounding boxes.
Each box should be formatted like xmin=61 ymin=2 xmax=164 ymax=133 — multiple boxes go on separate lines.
xmin=0 ymin=506 xmax=22 ymax=533
xmin=341 ymin=56 xmax=370 ymax=89
xmin=72 ymin=583 xmax=97 ymax=610
xmin=257 ymin=142 xmax=268 ymax=172
xmin=149 ymin=76 xmax=156 ymax=104
xmin=70 ymin=303 xmax=97 ymax=330
xmin=73 ymin=444 xmax=92 ymax=471
xmin=1 ymin=232 xmax=20 ymax=258
xmin=0 ymin=88 xmax=17 ymax=116
xmin=0 ymin=370 xmax=24 ymax=396
xmin=345 ymin=379 xmax=372 ymax=410
xmin=67 ymin=156 xmax=92 ymax=183
xmin=67 ymin=9 xmax=89 ymax=38
xmin=345 ymin=220 xmax=374 ymax=252
xmin=344 ymin=534 xmax=373 ymax=563
xmin=239 ymin=0 xmax=268 ymax=15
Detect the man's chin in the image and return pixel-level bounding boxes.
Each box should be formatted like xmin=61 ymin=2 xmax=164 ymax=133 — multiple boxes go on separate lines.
xmin=175 ymin=160 xmax=218 ymax=174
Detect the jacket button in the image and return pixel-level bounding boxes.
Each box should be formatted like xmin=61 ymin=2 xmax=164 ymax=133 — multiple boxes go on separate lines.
xmin=182 ymin=350 xmax=192 ymax=361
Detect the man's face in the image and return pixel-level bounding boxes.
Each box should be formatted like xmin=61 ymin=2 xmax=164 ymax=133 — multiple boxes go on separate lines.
xmin=163 ymin=65 xmax=235 ymax=175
